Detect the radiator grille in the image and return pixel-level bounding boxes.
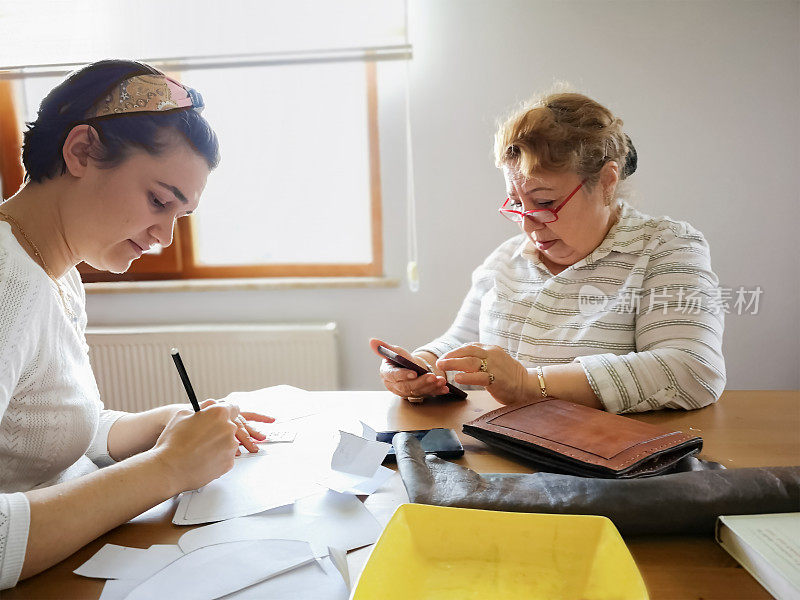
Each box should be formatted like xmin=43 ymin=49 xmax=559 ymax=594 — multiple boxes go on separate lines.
xmin=86 ymin=323 xmax=339 ymax=412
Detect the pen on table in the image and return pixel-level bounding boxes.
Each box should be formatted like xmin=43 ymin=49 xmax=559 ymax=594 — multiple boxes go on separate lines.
xmin=170 ymin=348 xmax=201 ymax=412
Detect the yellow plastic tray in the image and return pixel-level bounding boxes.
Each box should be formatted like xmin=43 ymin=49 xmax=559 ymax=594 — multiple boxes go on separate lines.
xmin=352 ymin=504 xmax=648 ymax=600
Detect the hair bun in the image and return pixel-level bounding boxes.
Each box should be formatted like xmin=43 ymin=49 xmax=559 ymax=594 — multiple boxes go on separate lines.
xmin=622 ymin=134 xmax=637 ymax=179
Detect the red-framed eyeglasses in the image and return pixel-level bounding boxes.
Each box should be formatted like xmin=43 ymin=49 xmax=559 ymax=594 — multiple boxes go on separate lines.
xmin=499 ymin=179 xmax=586 ymax=224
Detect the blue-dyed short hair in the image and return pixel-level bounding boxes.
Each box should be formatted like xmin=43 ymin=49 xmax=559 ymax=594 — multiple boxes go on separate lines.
xmin=22 ymin=59 xmax=220 ymax=183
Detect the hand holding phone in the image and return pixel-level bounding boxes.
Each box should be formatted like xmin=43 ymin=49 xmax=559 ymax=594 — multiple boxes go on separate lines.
xmin=372 ymin=340 xmax=467 ymax=400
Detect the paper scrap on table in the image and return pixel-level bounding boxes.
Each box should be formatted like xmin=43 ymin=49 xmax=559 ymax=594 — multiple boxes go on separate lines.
xmin=220 ymin=549 xmax=349 ymax=599
xmin=178 ymin=490 xmax=382 ymax=554
xmin=75 ymin=544 xmax=182 ymax=580
xmin=337 ymin=420 xmax=377 ymax=441
xmin=99 ymin=579 xmax=139 ymax=600
xmin=97 ymin=546 xmax=349 ymax=600
xmin=172 ymin=450 xmax=323 ymax=525
xmin=332 ymin=431 xmax=390 ymax=477
xmin=123 ymin=539 xmax=318 ymax=600
xmin=318 ymin=431 xmax=393 ymax=495
xmin=219 ymin=385 xmax=321 ymax=423
xmin=333 ymin=466 xmax=394 ymax=495
xmin=361 ymin=421 xmax=377 ymax=441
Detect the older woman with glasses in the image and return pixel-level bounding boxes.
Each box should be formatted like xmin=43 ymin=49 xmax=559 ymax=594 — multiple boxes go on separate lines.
xmin=372 ymin=91 xmax=725 ymax=413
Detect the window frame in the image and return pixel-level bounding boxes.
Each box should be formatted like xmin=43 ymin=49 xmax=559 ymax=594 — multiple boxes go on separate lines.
xmin=0 ymin=60 xmax=384 ymax=282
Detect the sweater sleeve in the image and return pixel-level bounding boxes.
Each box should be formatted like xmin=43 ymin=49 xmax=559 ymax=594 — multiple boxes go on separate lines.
xmin=577 ymin=225 xmax=726 ymax=413
xmin=85 ymin=409 xmax=127 ymax=467
xmin=0 ymin=493 xmax=30 ymax=591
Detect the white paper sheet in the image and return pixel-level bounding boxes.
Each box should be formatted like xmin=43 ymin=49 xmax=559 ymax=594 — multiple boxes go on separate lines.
xmin=172 ymin=449 xmax=324 ymax=525
xmin=75 ymin=544 xmax=183 ymax=580
xmin=222 ymin=554 xmax=349 ymax=600
xmin=178 ymin=490 xmax=382 ymax=554
xmin=123 ymin=539 xmax=317 ymax=600
xmin=330 ymin=431 xmax=389 ymax=477
xmin=98 ymin=547 xmax=349 ymax=600
xmin=347 ymin=471 xmax=412 ymax=588
xmin=99 ymin=579 xmax=139 ymax=600
xmin=361 ymin=421 xmax=377 ymax=441
xmin=324 ymin=465 xmax=394 ymax=495
xmin=220 ymin=385 xmax=322 ymax=423
xmin=317 ymin=431 xmax=391 ymax=494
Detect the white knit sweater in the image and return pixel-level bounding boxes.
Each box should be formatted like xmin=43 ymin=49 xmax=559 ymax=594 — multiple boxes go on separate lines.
xmin=0 ymin=221 xmax=126 ymax=590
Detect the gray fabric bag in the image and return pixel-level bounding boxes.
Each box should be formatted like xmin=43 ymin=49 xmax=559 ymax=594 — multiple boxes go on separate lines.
xmin=394 ymin=432 xmax=800 ymax=535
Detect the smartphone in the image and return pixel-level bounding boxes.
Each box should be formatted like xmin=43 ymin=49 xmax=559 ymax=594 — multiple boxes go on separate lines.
xmin=375 ymin=344 xmax=467 ymax=400
xmin=377 ymin=428 xmax=465 ymax=461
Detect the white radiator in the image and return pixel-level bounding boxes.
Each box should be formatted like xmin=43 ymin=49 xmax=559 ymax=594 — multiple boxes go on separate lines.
xmin=86 ymin=323 xmax=339 ymax=412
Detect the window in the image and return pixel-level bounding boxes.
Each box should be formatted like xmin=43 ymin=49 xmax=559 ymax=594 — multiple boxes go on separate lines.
xmin=3 ymin=61 xmax=384 ymax=282
xmin=0 ymin=0 xmax=408 ymax=282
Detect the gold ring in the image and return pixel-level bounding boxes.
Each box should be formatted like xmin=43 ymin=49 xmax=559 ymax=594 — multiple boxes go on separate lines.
xmin=406 ymin=395 xmax=425 ymax=404
xmin=479 ymin=358 xmax=488 ymax=373
xmin=487 ymin=372 xmax=495 ymax=385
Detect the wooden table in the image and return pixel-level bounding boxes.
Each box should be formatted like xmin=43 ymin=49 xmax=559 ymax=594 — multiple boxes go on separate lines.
xmin=8 ymin=390 xmax=799 ymax=599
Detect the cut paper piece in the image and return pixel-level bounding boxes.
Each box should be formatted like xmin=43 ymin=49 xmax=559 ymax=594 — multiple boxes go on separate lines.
xmin=333 ymin=465 xmax=394 ymax=495
xmin=330 ymin=432 xmax=390 ymax=477
xmin=220 ymin=385 xmax=322 ymax=423
xmin=99 ymin=579 xmax=139 ymax=600
xmin=222 ymin=552 xmax=348 ymax=599
xmin=361 ymin=421 xmax=377 ymax=441
xmin=327 ymin=546 xmax=350 ymax=589
xmin=75 ymin=544 xmax=183 ymax=580
xmin=173 ymin=450 xmax=323 ymax=525
xmin=179 ymin=490 xmax=382 ymax=554
xmin=100 ymin=548 xmax=350 ymax=600
xmin=318 ymin=431 xmax=392 ymax=494
xmin=123 ymin=539 xmax=317 ymax=600
xmin=337 ymin=420 xmax=377 ymax=441
xmin=363 ymin=471 xmax=410 ymax=526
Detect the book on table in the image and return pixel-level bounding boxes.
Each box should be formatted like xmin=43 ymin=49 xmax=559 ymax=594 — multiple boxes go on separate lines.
xmin=716 ymin=512 xmax=800 ymax=600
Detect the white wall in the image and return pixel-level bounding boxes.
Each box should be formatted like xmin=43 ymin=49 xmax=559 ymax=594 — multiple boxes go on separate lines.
xmin=86 ymin=0 xmax=800 ymax=391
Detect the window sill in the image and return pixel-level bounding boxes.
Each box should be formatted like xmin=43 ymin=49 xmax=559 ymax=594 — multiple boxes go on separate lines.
xmin=84 ymin=276 xmax=401 ymax=295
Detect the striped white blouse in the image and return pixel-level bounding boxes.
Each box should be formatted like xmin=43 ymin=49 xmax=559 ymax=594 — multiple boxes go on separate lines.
xmin=416 ymin=202 xmax=726 ymax=414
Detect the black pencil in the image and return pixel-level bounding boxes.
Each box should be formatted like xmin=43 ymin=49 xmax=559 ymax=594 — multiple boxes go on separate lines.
xmin=170 ymin=348 xmax=201 ymax=412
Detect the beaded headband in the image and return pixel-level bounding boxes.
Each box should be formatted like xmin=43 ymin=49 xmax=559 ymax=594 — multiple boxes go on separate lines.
xmin=87 ymin=74 xmax=204 ymax=119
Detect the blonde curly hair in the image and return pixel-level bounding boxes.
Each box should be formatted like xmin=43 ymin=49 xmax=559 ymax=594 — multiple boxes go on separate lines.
xmin=494 ymin=91 xmax=635 ymax=189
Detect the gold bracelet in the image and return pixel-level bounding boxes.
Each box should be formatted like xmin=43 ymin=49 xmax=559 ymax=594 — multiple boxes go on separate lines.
xmin=535 ymin=366 xmax=548 ymax=397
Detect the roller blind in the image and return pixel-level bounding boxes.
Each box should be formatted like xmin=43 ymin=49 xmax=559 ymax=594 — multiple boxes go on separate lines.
xmin=0 ymin=0 xmax=409 ymax=74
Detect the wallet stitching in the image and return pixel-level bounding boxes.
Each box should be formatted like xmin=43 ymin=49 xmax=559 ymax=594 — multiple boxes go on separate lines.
xmin=466 ymin=401 xmax=699 ymax=469
xmin=610 ymin=439 xmax=699 ymax=468
xmin=481 ymin=428 xmax=695 ymax=468
xmin=472 ymin=430 xmax=700 ymax=477
xmin=492 ymin=422 xmax=682 ymax=462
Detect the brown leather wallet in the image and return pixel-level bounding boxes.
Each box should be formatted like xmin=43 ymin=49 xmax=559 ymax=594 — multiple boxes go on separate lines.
xmin=462 ymin=399 xmax=703 ymax=478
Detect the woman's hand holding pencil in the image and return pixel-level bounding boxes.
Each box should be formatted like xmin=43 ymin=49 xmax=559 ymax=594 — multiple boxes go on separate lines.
xmin=170 ymin=348 xmax=275 ymax=453
xmin=154 ymin=349 xmax=276 ymax=493
xmin=151 ymin=403 xmax=244 ymax=493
